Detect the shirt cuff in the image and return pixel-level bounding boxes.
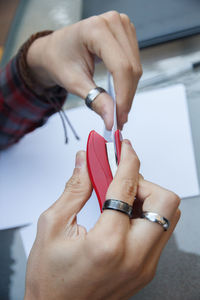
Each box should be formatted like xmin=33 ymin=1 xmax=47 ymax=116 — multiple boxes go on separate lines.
xmin=17 ymin=30 xmax=67 ymax=111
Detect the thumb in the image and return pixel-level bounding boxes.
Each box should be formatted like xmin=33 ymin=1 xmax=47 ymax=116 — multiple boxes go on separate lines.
xmin=67 ymin=75 xmax=114 ymax=130
xmin=75 ymin=80 xmax=114 ymax=131
xmin=43 ymin=151 xmax=92 ymax=231
xmin=91 ymin=91 xmax=114 ymax=131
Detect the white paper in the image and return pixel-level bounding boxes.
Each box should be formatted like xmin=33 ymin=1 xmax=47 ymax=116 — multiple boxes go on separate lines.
xmin=0 ymin=107 xmax=103 ymax=230
xmin=104 ymin=74 xmax=117 ymax=142
xmin=0 ymin=84 xmax=199 ymax=256
xmin=123 ymin=84 xmax=199 ymax=196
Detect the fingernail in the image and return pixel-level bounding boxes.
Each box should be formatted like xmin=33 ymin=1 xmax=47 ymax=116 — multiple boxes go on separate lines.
xmin=121 ymin=112 xmax=128 ymax=124
xmin=75 ymin=151 xmax=86 ymax=168
xmin=118 ymin=124 xmax=123 ymax=131
xmin=118 ymin=113 xmax=128 ymax=130
xmin=103 ymin=112 xmax=113 ymax=131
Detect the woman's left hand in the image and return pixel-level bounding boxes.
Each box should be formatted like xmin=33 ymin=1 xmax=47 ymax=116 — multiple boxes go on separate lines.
xmin=24 ymin=143 xmax=180 ymax=300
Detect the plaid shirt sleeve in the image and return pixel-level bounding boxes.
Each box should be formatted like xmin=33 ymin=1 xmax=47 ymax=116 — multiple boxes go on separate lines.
xmin=0 ymin=55 xmax=66 ymax=150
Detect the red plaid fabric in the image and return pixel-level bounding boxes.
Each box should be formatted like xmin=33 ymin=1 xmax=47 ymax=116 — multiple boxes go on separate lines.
xmin=0 ymin=55 xmax=66 ymax=150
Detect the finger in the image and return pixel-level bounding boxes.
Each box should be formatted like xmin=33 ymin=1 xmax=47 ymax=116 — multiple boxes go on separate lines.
xmin=100 ymin=12 xmax=142 ymax=128
xmin=90 ymin=91 xmax=114 ymax=131
xmin=38 ymin=151 xmax=92 ymax=235
xmin=138 ymin=178 xmax=180 ymax=221
xmin=54 ymin=24 xmax=115 ymax=130
xmin=60 ymin=57 xmax=114 ymax=130
xmin=69 ymin=74 xmax=115 ymax=130
xmin=101 ymin=12 xmax=140 ymax=71
xmin=131 ymin=209 xmax=181 ymax=289
xmin=76 ymin=79 xmax=115 ymax=130
xmin=93 ymin=140 xmax=140 ymax=237
xmin=120 ymin=14 xmax=141 ymax=68
xmin=146 ymin=209 xmax=181 ymax=272
xmin=129 ymin=178 xmax=180 ymax=258
xmin=82 ymin=16 xmax=141 ymax=130
xmin=113 ymin=210 xmax=180 ymax=300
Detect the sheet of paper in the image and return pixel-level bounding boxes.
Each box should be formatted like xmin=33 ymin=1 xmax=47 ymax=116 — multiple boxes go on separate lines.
xmin=123 ymin=84 xmax=199 ymax=197
xmin=104 ymin=74 xmax=116 ymax=142
xmin=0 ymin=84 xmax=199 ymax=256
xmin=0 ymin=107 xmax=103 ymax=230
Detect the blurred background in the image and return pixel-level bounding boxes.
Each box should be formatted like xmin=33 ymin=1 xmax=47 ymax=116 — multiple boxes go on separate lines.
xmin=1 ymin=0 xmax=200 ymax=108
xmin=1 ymin=0 xmax=200 ymax=63
xmin=0 ymin=0 xmax=82 ymax=63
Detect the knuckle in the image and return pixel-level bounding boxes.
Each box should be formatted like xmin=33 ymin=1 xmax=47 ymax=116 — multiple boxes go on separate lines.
xmin=87 ymin=16 xmax=107 ymax=49
xmin=133 ymin=64 xmax=143 ymax=79
xmin=162 ymin=191 xmax=181 ymax=209
xmin=141 ymin=268 xmax=156 ymax=285
xmin=120 ymin=13 xmax=131 ymax=25
xmin=121 ymin=177 xmax=137 ymax=199
xmin=38 ymin=209 xmax=54 ymax=230
xmin=106 ymin=10 xmax=120 ymax=22
xmin=89 ymin=15 xmax=106 ymax=33
xmin=38 ymin=211 xmax=50 ymax=225
xmin=120 ymin=60 xmax=133 ymax=76
xmin=122 ymin=178 xmax=136 ymax=197
xmin=90 ymin=237 xmax=124 ymax=266
xmin=65 ymin=174 xmax=82 ymax=194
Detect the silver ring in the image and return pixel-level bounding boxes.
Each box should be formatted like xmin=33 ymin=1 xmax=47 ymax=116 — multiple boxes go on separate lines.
xmin=85 ymin=87 xmax=106 ymax=110
xmin=141 ymin=211 xmax=170 ymax=231
xmin=103 ymin=199 xmax=133 ymax=219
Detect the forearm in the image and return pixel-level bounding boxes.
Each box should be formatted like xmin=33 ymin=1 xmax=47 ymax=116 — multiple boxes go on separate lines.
xmin=0 ymin=33 xmax=67 ymax=150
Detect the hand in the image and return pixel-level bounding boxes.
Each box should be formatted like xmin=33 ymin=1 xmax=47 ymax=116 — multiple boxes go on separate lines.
xmin=24 ymin=141 xmax=180 ymax=300
xmin=27 ymin=11 xmax=142 ymax=130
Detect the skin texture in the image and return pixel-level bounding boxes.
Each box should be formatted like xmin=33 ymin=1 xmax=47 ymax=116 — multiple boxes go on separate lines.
xmin=27 ymin=11 xmax=142 ymax=130
xmin=24 ymin=141 xmax=180 ymax=300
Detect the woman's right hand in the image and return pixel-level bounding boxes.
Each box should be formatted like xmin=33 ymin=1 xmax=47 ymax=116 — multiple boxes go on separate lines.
xmin=27 ymin=11 xmax=142 ymax=130
xmin=25 ymin=141 xmax=180 ymax=300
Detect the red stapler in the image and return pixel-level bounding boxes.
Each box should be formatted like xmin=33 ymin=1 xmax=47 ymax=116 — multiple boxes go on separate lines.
xmin=87 ymin=129 xmax=122 ymax=211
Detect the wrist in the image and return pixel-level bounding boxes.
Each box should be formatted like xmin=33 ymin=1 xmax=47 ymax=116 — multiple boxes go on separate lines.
xmin=18 ymin=30 xmax=57 ymax=95
xmin=27 ymin=35 xmax=55 ymax=88
xmin=24 ymin=292 xmax=37 ymax=300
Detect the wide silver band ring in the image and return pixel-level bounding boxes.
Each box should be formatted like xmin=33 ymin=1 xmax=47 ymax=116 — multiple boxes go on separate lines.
xmin=103 ymin=199 xmax=133 ymax=219
xmin=85 ymin=87 xmax=106 ymax=110
xmin=141 ymin=211 xmax=170 ymax=231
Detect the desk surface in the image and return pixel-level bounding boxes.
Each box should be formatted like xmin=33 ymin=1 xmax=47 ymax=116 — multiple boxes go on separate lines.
xmin=1 ymin=1 xmax=200 ymax=298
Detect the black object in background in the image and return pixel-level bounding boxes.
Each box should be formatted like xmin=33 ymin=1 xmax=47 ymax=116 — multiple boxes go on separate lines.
xmin=82 ymin=0 xmax=200 ymax=48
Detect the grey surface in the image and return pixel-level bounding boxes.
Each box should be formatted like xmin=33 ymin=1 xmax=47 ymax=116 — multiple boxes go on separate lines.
xmin=132 ymin=235 xmax=200 ymax=300
xmin=82 ymin=0 xmax=200 ymax=48
xmin=0 ymin=229 xmax=26 ymax=300
xmin=1 ymin=0 xmax=82 ymax=67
